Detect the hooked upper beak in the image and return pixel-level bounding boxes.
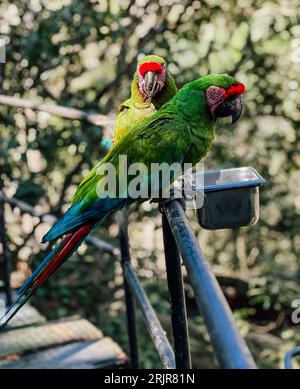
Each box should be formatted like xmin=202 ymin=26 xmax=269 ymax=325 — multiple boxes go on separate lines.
xmin=214 ymin=94 xmax=243 ymax=124
xmin=142 ymin=71 xmax=163 ymax=99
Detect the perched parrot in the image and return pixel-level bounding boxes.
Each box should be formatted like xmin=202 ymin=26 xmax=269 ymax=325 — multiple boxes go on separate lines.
xmin=102 ymin=54 xmax=177 ymax=148
xmin=0 ymin=73 xmax=245 ymax=328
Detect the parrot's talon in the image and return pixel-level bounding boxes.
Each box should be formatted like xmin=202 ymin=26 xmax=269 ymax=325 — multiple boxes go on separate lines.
xmin=150 ymin=192 xmax=186 ymax=214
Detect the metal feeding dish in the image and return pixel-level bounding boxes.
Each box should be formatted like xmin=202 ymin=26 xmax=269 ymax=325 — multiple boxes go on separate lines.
xmin=194 ymin=167 xmax=265 ymax=230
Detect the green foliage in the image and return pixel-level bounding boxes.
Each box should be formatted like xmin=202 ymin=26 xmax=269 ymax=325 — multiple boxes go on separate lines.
xmin=0 ymin=0 xmax=299 ymax=368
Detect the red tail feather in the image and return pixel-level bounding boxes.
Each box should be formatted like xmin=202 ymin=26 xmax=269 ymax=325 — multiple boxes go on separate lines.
xmin=34 ymin=223 xmax=94 ymax=289
xmin=0 ymin=223 xmax=95 ymax=330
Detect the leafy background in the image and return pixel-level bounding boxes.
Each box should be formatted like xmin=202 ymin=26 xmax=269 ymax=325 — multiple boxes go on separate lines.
xmin=0 ymin=0 xmax=299 ymax=368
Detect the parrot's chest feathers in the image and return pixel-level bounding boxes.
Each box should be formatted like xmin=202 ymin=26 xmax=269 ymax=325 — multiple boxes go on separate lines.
xmin=133 ymin=101 xmax=156 ymax=116
xmin=186 ymin=123 xmax=215 ymax=164
xmin=185 ymin=136 xmax=214 ymax=165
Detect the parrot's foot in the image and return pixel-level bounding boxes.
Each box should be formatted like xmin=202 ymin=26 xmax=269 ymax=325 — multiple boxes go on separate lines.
xmin=150 ymin=191 xmax=186 ymax=213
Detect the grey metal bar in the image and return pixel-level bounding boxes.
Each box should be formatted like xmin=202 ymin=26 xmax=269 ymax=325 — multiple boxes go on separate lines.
xmin=163 ymin=199 xmax=256 ymax=369
xmin=0 ymin=63 xmax=11 ymax=307
xmin=284 ymin=346 xmax=300 ymax=369
xmin=162 ymin=213 xmax=191 ymax=368
xmin=119 ymin=217 xmax=140 ymax=369
xmin=123 ymin=261 xmax=176 ymax=369
xmin=0 ymin=177 xmax=12 ymax=306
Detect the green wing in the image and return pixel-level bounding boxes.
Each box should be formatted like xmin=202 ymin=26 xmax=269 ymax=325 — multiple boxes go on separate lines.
xmin=72 ymin=113 xmax=192 ymax=205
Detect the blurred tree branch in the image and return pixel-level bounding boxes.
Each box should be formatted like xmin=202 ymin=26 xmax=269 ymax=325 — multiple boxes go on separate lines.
xmin=0 ymin=190 xmax=120 ymax=257
xmin=51 ymin=157 xmax=85 ymax=215
xmin=0 ymin=94 xmax=115 ymax=127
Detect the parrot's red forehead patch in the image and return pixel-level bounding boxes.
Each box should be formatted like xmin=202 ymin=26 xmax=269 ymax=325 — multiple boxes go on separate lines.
xmin=139 ymin=62 xmax=163 ymax=77
xmin=224 ymin=83 xmax=245 ymax=98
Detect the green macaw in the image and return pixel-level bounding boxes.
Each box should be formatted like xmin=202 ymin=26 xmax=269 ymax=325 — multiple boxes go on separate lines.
xmin=0 ymin=73 xmax=245 ymax=328
xmin=113 ymin=54 xmax=177 ymax=144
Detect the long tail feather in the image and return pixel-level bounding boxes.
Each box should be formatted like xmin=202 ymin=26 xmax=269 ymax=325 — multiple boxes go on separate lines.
xmin=0 ymin=223 xmax=94 ymax=330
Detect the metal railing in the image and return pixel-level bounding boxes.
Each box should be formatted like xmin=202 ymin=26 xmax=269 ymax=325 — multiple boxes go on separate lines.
xmin=119 ymin=199 xmax=257 ymax=369
xmin=284 ymin=347 xmax=300 ymax=369
xmin=0 ymin=193 xmax=257 ymax=368
xmin=0 ymin=179 xmax=12 ymax=307
xmin=5 ymin=189 xmax=299 ymax=369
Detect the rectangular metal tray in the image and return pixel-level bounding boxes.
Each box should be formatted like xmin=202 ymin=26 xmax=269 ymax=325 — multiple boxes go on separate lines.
xmin=194 ymin=167 xmax=265 ymax=230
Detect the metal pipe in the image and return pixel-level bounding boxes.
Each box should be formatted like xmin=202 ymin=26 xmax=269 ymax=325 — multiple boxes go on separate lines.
xmin=163 ymin=200 xmax=256 ymax=369
xmin=0 ymin=177 xmax=12 ymax=306
xmin=119 ymin=216 xmax=139 ymax=369
xmin=162 ymin=213 xmax=191 ymax=369
xmin=0 ymin=65 xmax=11 ymax=307
xmin=123 ymin=261 xmax=176 ymax=369
xmin=284 ymin=346 xmax=300 ymax=369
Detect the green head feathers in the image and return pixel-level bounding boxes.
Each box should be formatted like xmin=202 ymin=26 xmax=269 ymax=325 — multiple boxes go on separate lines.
xmin=166 ymin=73 xmax=245 ymax=128
xmin=137 ymin=55 xmax=167 ymax=66
xmin=185 ymin=73 xmax=243 ymax=91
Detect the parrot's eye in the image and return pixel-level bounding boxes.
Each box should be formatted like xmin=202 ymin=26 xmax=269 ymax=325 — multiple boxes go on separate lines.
xmin=210 ymin=87 xmax=217 ymax=94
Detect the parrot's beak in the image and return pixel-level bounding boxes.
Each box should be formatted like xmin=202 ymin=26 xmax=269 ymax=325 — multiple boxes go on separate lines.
xmin=215 ymin=95 xmax=243 ymax=124
xmin=142 ymin=71 xmax=164 ymax=99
